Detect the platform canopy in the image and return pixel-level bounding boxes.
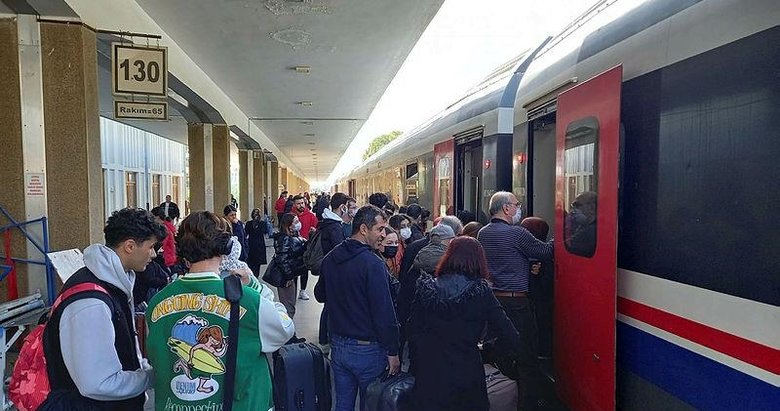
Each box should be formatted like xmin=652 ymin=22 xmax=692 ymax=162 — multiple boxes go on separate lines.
xmin=59 ymin=0 xmax=445 ymax=182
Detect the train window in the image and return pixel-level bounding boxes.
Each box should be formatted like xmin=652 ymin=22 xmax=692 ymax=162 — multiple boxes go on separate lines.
xmin=563 ymin=117 xmax=598 ymax=258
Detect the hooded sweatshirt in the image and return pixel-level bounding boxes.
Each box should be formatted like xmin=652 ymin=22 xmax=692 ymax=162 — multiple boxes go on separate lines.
xmin=58 ymin=244 xmax=152 ymax=401
xmin=321 ymin=239 xmax=399 ymax=355
xmin=319 ymin=208 xmax=347 ymax=255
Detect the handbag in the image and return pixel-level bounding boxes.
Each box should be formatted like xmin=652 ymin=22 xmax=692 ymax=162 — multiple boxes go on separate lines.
xmin=365 ymin=372 xmax=415 ymax=411
xmin=262 ymin=256 xmax=284 ymax=287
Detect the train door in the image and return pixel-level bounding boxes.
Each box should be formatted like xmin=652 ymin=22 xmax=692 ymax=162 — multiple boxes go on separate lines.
xmin=554 ymin=65 xmax=622 ymax=411
xmin=455 ymin=139 xmax=483 ymax=218
xmin=433 ymin=140 xmax=454 ymax=217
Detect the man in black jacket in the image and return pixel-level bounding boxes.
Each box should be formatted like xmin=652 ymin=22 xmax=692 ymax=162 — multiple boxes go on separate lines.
xmin=159 ymin=195 xmax=180 ymax=222
xmin=320 ymin=205 xmax=399 ymax=411
xmin=314 ymin=192 xmax=355 ymax=350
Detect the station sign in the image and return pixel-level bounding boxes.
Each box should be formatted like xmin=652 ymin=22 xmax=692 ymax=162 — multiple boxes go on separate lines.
xmin=114 ymin=101 xmax=168 ymax=121
xmin=112 ymin=43 xmax=168 ymax=96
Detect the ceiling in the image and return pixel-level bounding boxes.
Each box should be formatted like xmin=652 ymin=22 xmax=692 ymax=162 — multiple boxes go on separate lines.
xmin=132 ymin=0 xmax=445 ymax=182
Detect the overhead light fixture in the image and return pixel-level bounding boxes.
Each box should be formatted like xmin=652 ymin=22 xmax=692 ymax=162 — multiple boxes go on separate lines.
xmin=304 ymin=133 xmax=315 ymax=137
xmin=301 ymin=121 xmax=314 ymax=126
xmin=293 ymin=65 xmax=311 ymax=73
xmin=298 ymin=101 xmax=313 ymax=107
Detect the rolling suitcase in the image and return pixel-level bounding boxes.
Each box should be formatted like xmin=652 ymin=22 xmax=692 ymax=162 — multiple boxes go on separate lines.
xmin=485 ymin=364 xmax=518 ymax=411
xmin=273 ymin=342 xmax=331 ymax=411
xmin=365 ymin=372 xmax=415 ymax=411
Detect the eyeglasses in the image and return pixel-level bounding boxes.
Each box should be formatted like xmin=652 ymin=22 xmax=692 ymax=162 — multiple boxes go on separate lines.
xmin=505 ymin=202 xmax=520 ymax=208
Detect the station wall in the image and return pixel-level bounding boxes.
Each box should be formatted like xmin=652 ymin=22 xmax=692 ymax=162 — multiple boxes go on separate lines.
xmin=100 ymin=117 xmax=187 ymax=216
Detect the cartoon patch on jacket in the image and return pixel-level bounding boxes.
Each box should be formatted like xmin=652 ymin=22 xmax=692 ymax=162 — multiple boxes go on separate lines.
xmin=168 ymin=315 xmax=227 ymax=400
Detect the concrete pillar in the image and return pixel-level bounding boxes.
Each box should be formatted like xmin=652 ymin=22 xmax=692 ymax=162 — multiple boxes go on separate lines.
xmin=239 ymin=150 xmax=267 ymax=217
xmin=188 ymin=123 xmax=230 ymax=212
xmin=41 ymin=21 xmax=104 ymax=255
xmin=252 ymin=151 xmax=265 ymax=215
xmin=0 ymin=17 xmax=33 ymax=301
xmin=213 ymin=125 xmax=231 ymax=212
xmin=238 ymin=150 xmax=249 ymax=215
xmin=280 ymin=167 xmax=288 ymax=191
xmin=269 ymin=160 xmax=279 ymax=200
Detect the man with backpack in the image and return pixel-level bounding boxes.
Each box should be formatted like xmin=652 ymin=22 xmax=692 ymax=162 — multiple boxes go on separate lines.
xmin=310 ymin=193 xmax=356 ymax=352
xmin=40 ymin=208 xmax=166 ymax=409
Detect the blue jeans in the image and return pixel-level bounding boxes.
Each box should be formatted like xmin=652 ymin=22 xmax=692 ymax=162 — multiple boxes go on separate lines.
xmin=331 ymin=334 xmax=387 ymax=411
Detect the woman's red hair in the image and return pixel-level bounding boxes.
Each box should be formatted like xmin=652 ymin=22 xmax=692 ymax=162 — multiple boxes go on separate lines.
xmin=434 ymin=236 xmax=490 ymax=280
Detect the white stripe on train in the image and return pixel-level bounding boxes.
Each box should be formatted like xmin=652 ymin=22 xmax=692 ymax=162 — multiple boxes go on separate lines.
xmin=617 ymin=268 xmax=779 ymax=350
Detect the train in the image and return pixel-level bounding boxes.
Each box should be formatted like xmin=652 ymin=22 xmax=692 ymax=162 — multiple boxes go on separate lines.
xmin=335 ymin=0 xmax=779 ymax=409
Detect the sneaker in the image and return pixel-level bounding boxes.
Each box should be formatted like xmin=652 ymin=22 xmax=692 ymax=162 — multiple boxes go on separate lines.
xmin=299 ymin=290 xmax=310 ymax=300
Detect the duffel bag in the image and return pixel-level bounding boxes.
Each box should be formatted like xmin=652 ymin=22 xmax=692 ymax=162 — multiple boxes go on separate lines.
xmin=365 ymin=372 xmax=415 ymax=411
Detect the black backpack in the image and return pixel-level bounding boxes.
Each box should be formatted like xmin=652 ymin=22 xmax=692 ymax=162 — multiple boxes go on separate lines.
xmin=302 ymin=230 xmax=325 ymax=276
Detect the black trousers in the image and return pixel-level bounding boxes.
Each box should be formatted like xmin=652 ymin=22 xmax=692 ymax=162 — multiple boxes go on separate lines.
xmin=299 ymin=271 xmax=309 ymax=290
xmin=496 ymin=295 xmax=539 ymax=410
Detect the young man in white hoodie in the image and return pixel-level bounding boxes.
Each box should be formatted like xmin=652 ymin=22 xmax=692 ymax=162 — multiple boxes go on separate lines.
xmin=42 ymin=207 xmax=167 ymax=410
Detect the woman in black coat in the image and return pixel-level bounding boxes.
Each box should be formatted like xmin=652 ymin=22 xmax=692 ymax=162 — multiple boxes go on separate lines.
xmin=245 ymin=208 xmax=268 ymax=276
xmin=271 ymin=213 xmax=307 ymax=318
xmin=407 ymin=236 xmax=520 ymax=411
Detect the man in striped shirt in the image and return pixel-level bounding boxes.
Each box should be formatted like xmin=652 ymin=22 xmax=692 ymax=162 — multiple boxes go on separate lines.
xmin=478 ymin=191 xmax=553 ymax=409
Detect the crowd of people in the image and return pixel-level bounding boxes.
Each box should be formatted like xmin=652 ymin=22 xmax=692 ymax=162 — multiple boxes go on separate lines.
xmin=32 ymin=188 xmax=556 ymax=411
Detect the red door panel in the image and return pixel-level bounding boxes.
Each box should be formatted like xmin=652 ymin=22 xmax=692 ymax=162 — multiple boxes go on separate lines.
xmin=433 ymin=140 xmax=454 ymax=218
xmin=554 ymin=65 xmax=622 ymax=411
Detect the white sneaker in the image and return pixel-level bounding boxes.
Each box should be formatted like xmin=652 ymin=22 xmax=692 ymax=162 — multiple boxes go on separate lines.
xmin=298 ymin=290 xmax=310 ymax=300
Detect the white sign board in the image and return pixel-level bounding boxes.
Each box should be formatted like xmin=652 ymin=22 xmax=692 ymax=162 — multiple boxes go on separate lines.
xmin=25 ymin=173 xmax=45 ymax=196
xmin=47 ymin=249 xmax=85 ymax=284
xmin=112 ymin=43 xmax=168 ymax=96
xmin=115 ymin=101 xmax=168 ymax=121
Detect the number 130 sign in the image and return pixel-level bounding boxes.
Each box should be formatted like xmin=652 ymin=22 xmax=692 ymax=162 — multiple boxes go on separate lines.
xmin=112 ymin=43 xmax=168 ymax=96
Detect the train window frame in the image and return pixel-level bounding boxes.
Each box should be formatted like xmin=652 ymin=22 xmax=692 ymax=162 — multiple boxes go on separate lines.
xmin=563 ymin=116 xmax=599 ymax=258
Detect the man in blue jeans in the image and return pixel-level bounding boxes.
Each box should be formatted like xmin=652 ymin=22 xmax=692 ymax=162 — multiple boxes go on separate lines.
xmin=320 ymin=205 xmax=400 ymax=411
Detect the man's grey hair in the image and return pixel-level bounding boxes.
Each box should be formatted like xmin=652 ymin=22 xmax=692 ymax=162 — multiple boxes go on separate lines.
xmin=438 ymin=215 xmax=463 ymax=235
xmin=488 ymin=191 xmax=516 ymax=216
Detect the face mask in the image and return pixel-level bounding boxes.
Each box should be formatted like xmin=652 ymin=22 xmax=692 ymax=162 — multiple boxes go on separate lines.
xmin=511 ymin=206 xmax=523 ymax=224
xmin=382 ymin=245 xmax=398 ymax=259
xmin=292 ymin=222 xmax=302 ymax=232
xmin=400 ymin=227 xmax=412 ymax=240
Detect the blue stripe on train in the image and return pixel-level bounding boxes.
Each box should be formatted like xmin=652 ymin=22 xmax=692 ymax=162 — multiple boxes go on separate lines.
xmin=617 ymin=322 xmax=779 ymax=411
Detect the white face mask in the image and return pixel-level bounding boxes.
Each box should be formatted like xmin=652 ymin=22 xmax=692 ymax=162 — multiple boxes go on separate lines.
xmin=293 ymin=222 xmax=302 ymax=232
xmin=511 ymin=206 xmax=523 ymax=224
xmin=400 ymin=227 xmax=412 ymax=240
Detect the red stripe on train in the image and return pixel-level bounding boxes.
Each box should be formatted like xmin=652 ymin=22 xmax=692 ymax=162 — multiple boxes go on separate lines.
xmin=617 ymin=297 xmax=780 ymax=375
